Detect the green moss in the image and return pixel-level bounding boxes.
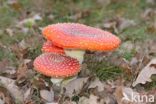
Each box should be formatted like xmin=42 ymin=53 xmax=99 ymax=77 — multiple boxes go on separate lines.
xmin=0 ymin=48 xmax=17 ymax=66
xmin=0 ymin=49 xmax=5 ymax=61
xmin=121 ymin=25 xmax=147 ymax=41
xmin=123 ymin=51 xmax=135 ymax=61
xmin=88 ymin=61 xmax=123 ymax=81
xmin=145 ymin=75 xmax=156 ymax=90
xmin=123 ymin=52 xmax=133 ymax=61
xmin=149 ymin=81 xmax=156 ymax=89
xmin=0 ymin=32 xmax=28 ymax=45
xmin=27 ymin=45 xmax=42 ymax=60
xmin=0 ymin=4 xmax=18 ymax=28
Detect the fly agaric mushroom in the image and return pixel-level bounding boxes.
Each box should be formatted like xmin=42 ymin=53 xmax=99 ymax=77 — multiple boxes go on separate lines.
xmin=42 ymin=40 xmax=64 ymax=54
xmin=42 ymin=23 xmax=121 ymax=63
xmin=33 ymin=53 xmax=80 ymax=85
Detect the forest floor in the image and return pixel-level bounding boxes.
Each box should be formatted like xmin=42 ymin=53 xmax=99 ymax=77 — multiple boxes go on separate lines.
xmin=0 ymin=0 xmax=156 ymax=104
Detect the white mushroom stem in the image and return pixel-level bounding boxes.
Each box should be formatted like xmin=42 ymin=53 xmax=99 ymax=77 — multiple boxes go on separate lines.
xmin=51 ymin=76 xmax=77 ymax=86
xmin=50 ymin=78 xmax=63 ymax=86
xmin=65 ymin=49 xmax=85 ymax=64
xmin=61 ymin=76 xmax=77 ymax=86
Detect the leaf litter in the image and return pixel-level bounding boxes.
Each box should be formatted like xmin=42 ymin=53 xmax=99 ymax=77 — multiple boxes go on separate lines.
xmin=0 ymin=0 xmax=156 ymax=104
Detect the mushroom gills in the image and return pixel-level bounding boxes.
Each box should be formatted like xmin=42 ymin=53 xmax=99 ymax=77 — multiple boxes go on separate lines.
xmin=65 ymin=49 xmax=85 ymax=64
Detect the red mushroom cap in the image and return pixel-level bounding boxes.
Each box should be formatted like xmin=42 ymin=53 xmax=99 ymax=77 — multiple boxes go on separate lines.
xmin=42 ymin=23 xmax=121 ymax=51
xmin=33 ymin=53 xmax=80 ymax=78
xmin=42 ymin=40 xmax=64 ymax=54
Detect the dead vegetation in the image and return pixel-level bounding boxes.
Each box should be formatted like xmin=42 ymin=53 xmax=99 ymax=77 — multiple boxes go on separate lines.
xmin=0 ymin=0 xmax=156 ymax=104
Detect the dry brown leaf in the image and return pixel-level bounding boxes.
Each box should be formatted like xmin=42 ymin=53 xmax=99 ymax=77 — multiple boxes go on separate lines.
xmin=148 ymin=40 xmax=156 ymax=54
xmin=117 ymin=18 xmax=136 ymax=32
xmin=114 ymin=86 xmax=150 ymax=104
xmin=16 ymin=59 xmax=32 ymax=83
xmin=0 ymin=59 xmax=9 ymax=73
xmin=24 ymin=88 xmax=32 ymax=101
xmin=0 ymin=59 xmax=16 ymax=75
xmin=11 ymin=43 xmax=28 ymax=59
xmin=121 ymin=87 xmax=146 ymax=104
xmin=62 ymin=101 xmax=77 ymax=104
xmin=146 ymin=0 xmax=156 ymax=4
xmin=88 ymin=78 xmax=104 ymax=92
xmin=24 ymin=101 xmax=35 ymax=104
xmin=16 ymin=62 xmax=28 ymax=81
xmin=69 ymin=10 xmax=90 ymax=21
xmin=133 ymin=58 xmax=156 ymax=87
xmin=78 ymin=94 xmax=104 ymax=104
xmin=147 ymin=21 xmax=156 ymax=34
xmin=7 ymin=0 xmax=23 ymax=12
xmin=103 ymin=17 xmax=136 ymax=33
xmin=18 ymin=40 xmax=29 ymax=50
xmin=62 ymin=77 xmax=88 ymax=97
xmin=0 ymin=86 xmax=15 ymax=104
xmin=0 ymin=76 xmax=24 ymax=102
xmin=141 ymin=8 xmax=156 ymax=20
xmin=114 ymin=86 xmax=126 ymax=104
xmin=5 ymin=28 xmax=14 ymax=37
xmin=79 ymin=63 xmax=91 ymax=77
xmin=40 ymin=89 xmax=54 ymax=103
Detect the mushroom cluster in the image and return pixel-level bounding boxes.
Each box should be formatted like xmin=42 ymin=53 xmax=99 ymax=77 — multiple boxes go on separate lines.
xmin=33 ymin=23 xmax=121 ymax=85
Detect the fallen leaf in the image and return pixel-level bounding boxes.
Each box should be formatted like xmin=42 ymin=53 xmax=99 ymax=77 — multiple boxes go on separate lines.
xmin=0 ymin=99 xmax=4 ymax=104
xmin=45 ymin=103 xmax=58 ymax=104
xmin=11 ymin=43 xmax=28 ymax=59
xmin=24 ymin=88 xmax=32 ymax=101
xmin=16 ymin=59 xmax=32 ymax=83
xmin=103 ymin=17 xmax=136 ymax=33
xmin=141 ymin=8 xmax=156 ymax=20
xmin=78 ymin=94 xmax=104 ymax=104
xmin=0 ymin=76 xmax=24 ymax=102
xmin=114 ymin=86 xmax=147 ymax=104
xmin=114 ymin=86 xmax=125 ymax=104
xmin=0 ymin=86 xmax=15 ymax=104
xmin=0 ymin=59 xmax=9 ymax=73
xmin=148 ymin=40 xmax=156 ymax=54
xmin=5 ymin=28 xmax=14 ymax=37
xmin=69 ymin=10 xmax=90 ymax=21
xmin=96 ymin=0 xmax=111 ymax=6
xmin=78 ymin=96 xmax=89 ymax=104
xmin=133 ymin=58 xmax=156 ymax=86
xmin=88 ymin=78 xmax=104 ymax=92
xmin=122 ymin=87 xmax=147 ymax=104
xmin=40 ymin=89 xmax=54 ymax=103
xmin=47 ymin=14 xmax=55 ymax=21
xmin=7 ymin=0 xmax=23 ymax=12
xmin=24 ymin=101 xmax=35 ymax=104
xmin=146 ymin=0 xmax=156 ymax=4
xmin=18 ymin=40 xmax=29 ymax=50
xmin=88 ymin=94 xmax=102 ymax=104
xmin=147 ymin=20 xmax=156 ymax=34
xmin=117 ymin=17 xmax=136 ymax=32
xmin=62 ymin=101 xmax=77 ymax=104
xmin=79 ymin=63 xmax=91 ymax=77
xmin=63 ymin=77 xmax=88 ymax=97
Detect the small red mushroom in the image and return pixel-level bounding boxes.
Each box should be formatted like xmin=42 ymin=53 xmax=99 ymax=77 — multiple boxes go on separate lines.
xmin=42 ymin=40 xmax=64 ymax=54
xmin=33 ymin=53 xmax=80 ymax=85
xmin=42 ymin=23 xmax=121 ymax=63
